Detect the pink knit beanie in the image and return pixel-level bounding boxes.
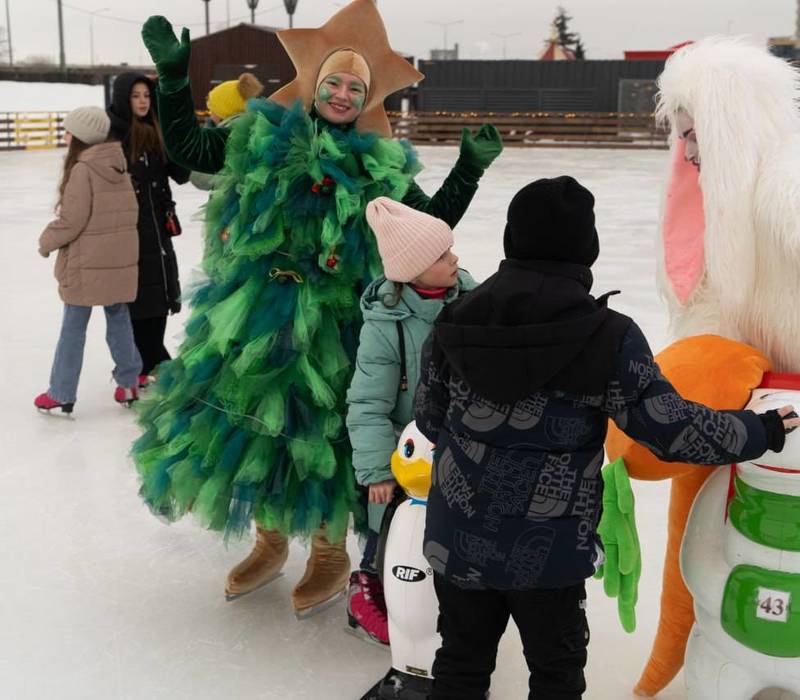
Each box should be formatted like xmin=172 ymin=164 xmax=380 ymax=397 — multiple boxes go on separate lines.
xmin=366 ymin=197 xmax=454 ymax=283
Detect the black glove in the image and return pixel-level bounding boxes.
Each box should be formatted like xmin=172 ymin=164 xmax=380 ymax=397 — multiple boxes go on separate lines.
xmin=759 ymin=409 xmax=793 ymax=453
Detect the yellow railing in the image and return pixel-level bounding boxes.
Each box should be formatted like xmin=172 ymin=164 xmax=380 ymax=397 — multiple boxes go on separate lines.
xmin=0 ymin=112 xmax=67 ymax=150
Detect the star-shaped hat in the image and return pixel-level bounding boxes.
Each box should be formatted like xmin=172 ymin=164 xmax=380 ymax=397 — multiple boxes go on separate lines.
xmin=269 ymin=0 xmax=424 ymax=137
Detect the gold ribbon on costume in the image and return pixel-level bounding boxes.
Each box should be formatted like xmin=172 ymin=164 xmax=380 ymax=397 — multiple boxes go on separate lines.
xmin=269 ymin=268 xmax=304 ymax=284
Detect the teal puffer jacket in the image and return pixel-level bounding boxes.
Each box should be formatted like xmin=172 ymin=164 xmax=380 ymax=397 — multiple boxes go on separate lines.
xmin=346 ymin=270 xmax=476 ymax=531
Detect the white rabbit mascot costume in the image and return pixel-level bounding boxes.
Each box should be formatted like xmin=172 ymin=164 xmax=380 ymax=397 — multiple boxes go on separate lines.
xmin=605 ymin=37 xmax=800 ymax=698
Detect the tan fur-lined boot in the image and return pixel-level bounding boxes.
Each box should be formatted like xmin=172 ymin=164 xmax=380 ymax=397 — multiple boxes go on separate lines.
xmin=291 ymin=530 xmax=350 ymax=618
xmin=225 ymin=527 xmax=289 ymax=601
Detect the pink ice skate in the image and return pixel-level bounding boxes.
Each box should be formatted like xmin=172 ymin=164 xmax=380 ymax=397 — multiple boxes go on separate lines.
xmin=137 ymin=374 xmax=155 ymax=389
xmin=114 ymin=386 xmax=139 ymax=407
xmin=34 ymin=392 xmax=74 ymax=415
xmin=347 ymin=570 xmax=389 ymax=646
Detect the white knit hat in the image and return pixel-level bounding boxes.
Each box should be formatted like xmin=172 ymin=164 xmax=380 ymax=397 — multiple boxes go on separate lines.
xmin=63 ymin=106 xmax=110 ymax=146
xmin=366 ymin=197 xmax=454 ymax=283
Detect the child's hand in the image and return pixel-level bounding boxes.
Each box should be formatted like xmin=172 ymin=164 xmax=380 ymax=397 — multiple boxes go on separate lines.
xmin=368 ymin=479 xmax=397 ymax=505
xmin=778 ymin=405 xmax=800 ymax=433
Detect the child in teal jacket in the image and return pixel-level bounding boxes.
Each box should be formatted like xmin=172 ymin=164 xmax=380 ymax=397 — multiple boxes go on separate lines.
xmin=345 ymin=198 xmax=476 ymax=645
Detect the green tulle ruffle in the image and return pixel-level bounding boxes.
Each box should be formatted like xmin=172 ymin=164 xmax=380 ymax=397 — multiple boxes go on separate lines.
xmin=132 ymin=99 xmax=421 ymax=542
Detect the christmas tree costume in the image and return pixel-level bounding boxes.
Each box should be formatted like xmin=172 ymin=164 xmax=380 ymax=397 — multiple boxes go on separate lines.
xmin=134 ymin=0 xmax=502 ymax=615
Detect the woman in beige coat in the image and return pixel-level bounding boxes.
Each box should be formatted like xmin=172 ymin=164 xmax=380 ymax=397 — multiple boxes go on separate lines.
xmin=34 ymin=106 xmax=142 ymax=415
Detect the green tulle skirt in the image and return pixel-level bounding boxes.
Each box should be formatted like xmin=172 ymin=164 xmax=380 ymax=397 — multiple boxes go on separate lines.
xmin=132 ymin=99 xmax=420 ymax=543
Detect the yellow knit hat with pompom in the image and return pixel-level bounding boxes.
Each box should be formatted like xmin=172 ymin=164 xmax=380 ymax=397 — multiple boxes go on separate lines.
xmin=207 ymin=72 xmax=264 ymax=121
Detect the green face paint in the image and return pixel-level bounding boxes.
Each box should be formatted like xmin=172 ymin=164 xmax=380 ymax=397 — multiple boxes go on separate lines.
xmin=350 ymin=92 xmax=365 ymax=110
xmin=316 ymin=74 xmax=367 ymax=118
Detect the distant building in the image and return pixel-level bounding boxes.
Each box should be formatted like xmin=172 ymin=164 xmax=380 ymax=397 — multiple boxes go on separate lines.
xmin=430 ymin=45 xmax=459 ymax=61
xmin=538 ymin=24 xmax=575 ymax=61
xmin=416 ymin=59 xmax=665 ymax=113
xmin=187 ymin=24 xmax=295 ymax=111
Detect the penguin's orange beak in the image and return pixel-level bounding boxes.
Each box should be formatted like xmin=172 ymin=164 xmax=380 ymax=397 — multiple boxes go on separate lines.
xmin=391 ymin=451 xmax=432 ymax=500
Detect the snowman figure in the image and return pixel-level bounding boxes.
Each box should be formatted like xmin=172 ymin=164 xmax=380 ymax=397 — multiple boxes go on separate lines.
xmin=361 ymin=422 xmax=440 ymax=700
xmin=681 ymin=376 xmax=800 ymax=699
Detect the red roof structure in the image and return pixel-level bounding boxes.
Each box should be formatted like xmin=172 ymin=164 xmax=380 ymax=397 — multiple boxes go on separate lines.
xmin=624 ymin=41 xmax=693 ymax=61
xmin=539 ymin=41 xmax=576 ymax=61
xmin=538 ymin=23 xmax=577 ymax=61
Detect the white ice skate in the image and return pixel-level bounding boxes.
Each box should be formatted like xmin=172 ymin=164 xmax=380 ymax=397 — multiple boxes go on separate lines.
xmin=681 ymin=376 xmax=800 ymax=700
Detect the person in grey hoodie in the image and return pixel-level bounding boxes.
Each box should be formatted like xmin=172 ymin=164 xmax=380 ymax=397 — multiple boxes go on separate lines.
xmin=345 ymin=198 xmax=476 ymax=645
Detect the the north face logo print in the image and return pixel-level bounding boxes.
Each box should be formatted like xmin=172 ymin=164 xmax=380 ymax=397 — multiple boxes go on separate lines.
xmin=544 ymin=415 xmax=593 ymax=447
xmin=437 ymin=447 xmax=477 ymax=518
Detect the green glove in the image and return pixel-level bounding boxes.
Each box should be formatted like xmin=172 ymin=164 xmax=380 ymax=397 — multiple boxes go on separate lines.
xmin=595 ymin=458 xmax=641 ymax=633
xmin=459 ymin=124 xmax=503 ymax=171
xmin=141 ymin=16 xmax=191 ymax=93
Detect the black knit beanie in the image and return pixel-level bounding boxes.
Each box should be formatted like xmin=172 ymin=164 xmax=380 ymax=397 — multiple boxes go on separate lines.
xmin=503 ymin=176 xmax=599 ymax=266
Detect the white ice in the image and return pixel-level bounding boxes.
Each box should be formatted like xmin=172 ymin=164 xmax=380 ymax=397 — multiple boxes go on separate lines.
xmin=0 ymin=145 xmax=791 ymax=700
xmin=0 ymin=81 xmax=106 ymax=112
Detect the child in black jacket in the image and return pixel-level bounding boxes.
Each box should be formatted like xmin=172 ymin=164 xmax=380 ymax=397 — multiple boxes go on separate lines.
xmin=414 ymin=176 xmax=799 ymax=700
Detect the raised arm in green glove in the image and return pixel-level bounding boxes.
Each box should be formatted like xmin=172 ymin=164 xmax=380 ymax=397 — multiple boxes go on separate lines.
xmin=459 ymin=124 xmax=503 ymax=171
xmin=142 ymin=16 xmax=191 ymax=94
xmin=595 ymin=457 xmax=642 ymax=633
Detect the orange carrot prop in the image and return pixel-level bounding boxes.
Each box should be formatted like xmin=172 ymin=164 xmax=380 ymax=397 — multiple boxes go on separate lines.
xmin=606 ymin=335 xmax=770 ymax=697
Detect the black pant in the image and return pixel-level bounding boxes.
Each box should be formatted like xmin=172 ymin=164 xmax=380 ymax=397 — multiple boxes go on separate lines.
xmin=131 ymin=315 xmax=171 ymax=375
xmin=431 ymin=575 xmax=588 ymax=700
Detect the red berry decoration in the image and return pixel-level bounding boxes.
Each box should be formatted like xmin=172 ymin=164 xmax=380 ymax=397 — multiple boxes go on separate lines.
xmin=326 ymin=255 xmax=339 ymax=269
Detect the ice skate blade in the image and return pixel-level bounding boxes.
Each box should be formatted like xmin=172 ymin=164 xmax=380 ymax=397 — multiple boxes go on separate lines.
xmin=37 ymin=405 xmax=75 ymax=417
xmin=344 ymin=622 xmax=390 ymax=650
xmin=224 ymin=571 xmax=284 ymax=602
xmin=359 ymin=668 xmax=433 ymax=700
xmin=293 ymin=587 xmax=346 ymax=620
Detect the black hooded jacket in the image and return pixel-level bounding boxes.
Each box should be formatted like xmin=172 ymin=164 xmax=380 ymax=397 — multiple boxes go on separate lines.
xmin=415 ymin=259 xmax=771 ymax=590
xmin=435 ymin=259 xmax=630 ymax=403
xmin=107 ymin=73 xmax=190 ymax=319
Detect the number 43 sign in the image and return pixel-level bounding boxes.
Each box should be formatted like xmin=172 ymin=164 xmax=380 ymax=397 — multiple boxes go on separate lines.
xmin=757 ymin=587 xmax=791 ymax=623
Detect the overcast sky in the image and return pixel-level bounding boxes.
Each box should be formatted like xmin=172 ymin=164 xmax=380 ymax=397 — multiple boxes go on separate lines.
xmin=3 ymin=0 xmax=796 ymax=66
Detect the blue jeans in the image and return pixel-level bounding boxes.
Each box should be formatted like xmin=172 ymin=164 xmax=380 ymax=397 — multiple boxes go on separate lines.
xmin=48 ymin=303 xmax=142 ymax=404
xmin=360 ymin=530 xmax=380 ymax=574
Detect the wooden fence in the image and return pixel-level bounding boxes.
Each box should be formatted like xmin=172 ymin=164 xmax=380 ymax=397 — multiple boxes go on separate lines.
xmin=0 ymin=112 xmax=67 ymax=150
xmin=388 ymin=111 xmax=668 ymax=149
xmin=1 ymin=110 xmax=668 ymax=151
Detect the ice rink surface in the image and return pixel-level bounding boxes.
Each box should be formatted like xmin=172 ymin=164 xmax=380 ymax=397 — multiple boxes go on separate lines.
xmin=1 ymin=145 xmax=793 ymax=699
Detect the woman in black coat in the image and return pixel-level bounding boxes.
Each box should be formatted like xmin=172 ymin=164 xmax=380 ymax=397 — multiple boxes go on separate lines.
xmin=107 ymin=72 xmax=190 ymax=383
